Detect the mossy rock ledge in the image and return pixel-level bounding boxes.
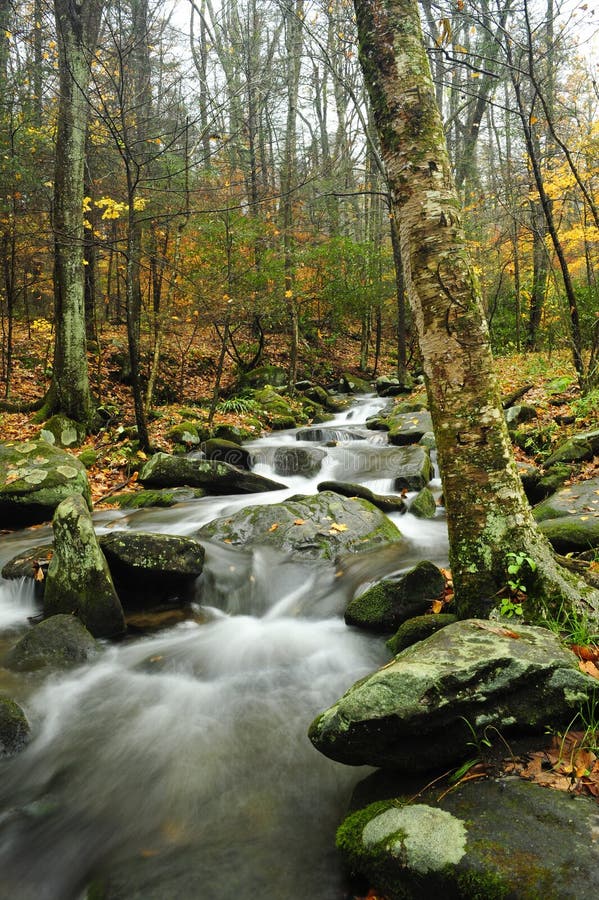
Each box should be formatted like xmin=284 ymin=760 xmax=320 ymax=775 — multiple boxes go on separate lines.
xmin=336 ymin=777 xmax=599 ymax=900
xmin=43 ymin=494 xmax=125 ymax=638
xmin=198 ymin=491 xmax=404 ymax=561
xmin=0 ymin=438 xmax=91 ymax=527
xmin=308 ymin=619 xmax=597 ymax=771
xmin=139 ymin=452 xmax=285 ymax=494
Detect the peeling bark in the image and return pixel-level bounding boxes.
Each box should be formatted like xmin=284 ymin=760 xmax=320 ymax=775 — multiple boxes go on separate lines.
xmin=352 ymin=0 xmax=599 ymax=621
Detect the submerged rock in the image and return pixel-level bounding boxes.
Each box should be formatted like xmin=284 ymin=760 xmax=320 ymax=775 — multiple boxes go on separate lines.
xmin=4 ymin=615 xmax=98 ymax=672
xmin=337 ymin=778 xmax=599 ymax=900
xmin=345 ymin=562 xmax=445 ymax=633
xmin=102 ymin=487 xmax=207 ymax=509
xmin=43 ymin=494 xmax=125 ymax=638
xmin=317 ymin=481 xmax=406 ymax=514
xmin=0 ymin=438 xmax=91 ymax=527
xmin=198 ymin=490 xmax=404 ymax=560
xmin=0 ymin=696 xmax=30 ymax=756
xmin=309 ymin=619 xmax=596 ymax=771
xmin=139 ymin=452 xmax=285 ymax=494
xmin=408 ymin=487 xmax=437 ymax=519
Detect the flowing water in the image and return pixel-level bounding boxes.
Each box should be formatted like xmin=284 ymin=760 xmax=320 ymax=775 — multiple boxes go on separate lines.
xmin=0 ymin=396 xmax=448 ymax=900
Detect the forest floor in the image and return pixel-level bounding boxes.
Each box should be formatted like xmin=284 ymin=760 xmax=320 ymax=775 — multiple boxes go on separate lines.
xmin=0 ymin=321 xmax=597 ymax=502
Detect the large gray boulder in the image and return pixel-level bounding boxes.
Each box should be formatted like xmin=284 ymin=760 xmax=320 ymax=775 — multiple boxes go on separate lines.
xmin=0 ymin=696 xmax=30 ymax=756
xmin=139 ymin=452 xmax=285 ymax=494
xmin=43 ymin=494 xmax=125 ymax=638
xmin=99 ymin=532 xmax=205 ymax=608
xmin=344 ymin=562 xmax=445 ymax=633
xmin=309 ymin=619 xmax=596 ymax=771
xmin=4 ymin=615 xmax=98 ymax=671
xmin=0 ymin=439 xmax=91 ymax=527
xmin=198 ymin=490 xmax=404 ymax=560
xmin=337 ymin=778 xmax=599 ymax=900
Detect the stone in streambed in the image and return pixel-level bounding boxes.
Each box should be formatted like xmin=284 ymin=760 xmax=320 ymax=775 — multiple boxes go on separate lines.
xmin=198 ymin=490 xmax=404 ymax=561
xmin=43 ymin=494 xmax=125 ymax=638
xmin=309 ymin=619 xmax=596 ymax=771
xmin=0 ymin=696 xmax=30 ymax=756
xmin=4 ymin=615 xmax=98 ymax=672
xmin=344 ymin=561 xmax=445 ymax=633
xmin=139 ymin=452 xmax=285 ymax=494
xmin=317 ymin=481 xmax=406 ymax=514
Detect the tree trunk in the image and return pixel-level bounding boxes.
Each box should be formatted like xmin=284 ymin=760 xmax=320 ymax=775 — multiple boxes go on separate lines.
xmin=352 ymin=0 xmax=599 ymax=621
xmin=50 ymin=0 xmax=104 ymax=426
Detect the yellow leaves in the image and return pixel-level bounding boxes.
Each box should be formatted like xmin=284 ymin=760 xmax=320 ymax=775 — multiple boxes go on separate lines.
xmin=293 ymin=518 xmax=306 ymax=526
xmin=133 ymin=196 xmax=148 ymax=211
xmin=268 ymin=522 xmax=279 ymax=532
xmin=285 ymin=289 xmax=293 ymax=298
xmin=435 ymin=17 xmax=452 ymax=47
xmin=329 ymin=522 xmax=348 ymax=533
xmin=96 ymin=196 xmax=127 ymax=220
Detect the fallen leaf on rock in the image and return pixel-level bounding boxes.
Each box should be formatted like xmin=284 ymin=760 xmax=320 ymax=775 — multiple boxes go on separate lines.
xmin=431 ymin=599 xmax=444 ymax=613
xmin=293 ymin=518 xmax=306 ymax=526
xmin=329 ymin=522 xmax=348 ymax=533
xmin=268 ymin=522 xmax=279 ymax=532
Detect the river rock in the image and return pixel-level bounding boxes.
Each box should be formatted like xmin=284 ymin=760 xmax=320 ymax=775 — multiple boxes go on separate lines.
xmin=375 ymin=374 xmax=413 ymax=397
xmin=544 ymin=429 xmax=599 ymax=466
xmin=308 ymin=619 xmax=597 ymax=771
xmin=386 ymin=613 xmax=457 ymax=654
xmin=201 ymin=439 xmax=252 ymax=470
xmin=336 ymin=777 xmax=599 ymax=900
xmin=198 ymin=490 xmax=404 ymax=561
xmin=408 ymin=487 xmax=437 ymax=518
xmin=387 ymin=411 xmax=434 ymax=446
xmin=317 ymin=481 xmax=406 ymax=514
xmin=340 ymin=373 xmax=372 ymax=394
xmin=1 ymin=544 xmax=52 ymax=583
xmin=43 ymin=494 xmax=125 ymax=638
xmin=99 ymin=532 xmax=205 ymax=608
xmin=253 ymin=387 xmax=304 ymax=428
xmin=139 ymin=452 xmax=286 ymax=494
xmin=4 ymin=614 xmax=98 ymax=672
xmin=335 ymin=445 xmax=432 ymax=491
xmin=539 ymin=515 xmax=599 ymax=553
xmin=344 ymin=562 xmax=445 ymax=633
xmin=0 ymin=696 xmax=30 ymax=756
xmin=273 ymin=446 xmax=326 ymax=477
xmin=0 ymin=439 xmax=91 ymax=527
xmin=533 ymin=476 xmax=599 ymax=521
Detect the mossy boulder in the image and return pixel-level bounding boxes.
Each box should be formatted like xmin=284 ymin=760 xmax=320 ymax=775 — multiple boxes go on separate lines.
xmin=386 ymin=613 xmax=457 ymax=655
xmin=139 ymin=452 xmax=285 ymax=494
xmin=376 ymin=374 xmax=413 ymax=397
xmin=336 ymin=778 xmax=599 ymax=900
xmin=99 ymin=532 xmax=205 ymax=608
xmin=39 ymin=414 xmax=86 ymax=448
xmin=504 ymin=404 xmax=537 ymax=428
xmin=102 ymin=488 xmax=207 ymax=509
xmin=544 ymin=430 xmax=599 ymax=466
xmin=409 ymin=487 xmax=437 ymax=519
xmin=78 ymin=448 xmax=98 ymax=469
xmin=0 ymin=696 xmax=30 ymax=756
xmin=198 ymin=490 xmax=404 ymax=561
xmin=4 ymin=614 xmax=98 ymax=672
xmin=533 ymin=477 xmax=599 ymax=522
xmin=387 ymin=411 xmax=434 ymax=446
xmin=345 ymin=562 xmax=445 ymax=633
xmin=238 ymin=365 xmax=287 ymax=389
xmin=167 ymin=422 xmax=205 ymax=449
xmin=43 ymin=494 xmax=125 ymax=638
xmin=317 ymin=481 xmax=406 ymax=514
xmin=539 ymin=515 xmax=599 ymax=553
xmin=201 ymin=439 xmax=252 ymax=470
xmin=0 ymin=438 xmax=91 ymax=527
xmin=308 ymin=619 xmax=597 ymax=771
xmin=341 ymin=372 xmax=372 ymax=394
xmin=253 ymin=387 xmax=304 ymax=427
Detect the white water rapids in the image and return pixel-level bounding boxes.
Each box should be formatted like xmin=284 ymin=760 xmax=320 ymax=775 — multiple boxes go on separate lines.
xmin=0 ymin=396 xmax=448 ymax=900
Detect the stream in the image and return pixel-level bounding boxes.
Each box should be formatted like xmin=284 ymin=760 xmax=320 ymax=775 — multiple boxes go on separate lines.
xmin=0 ymin=396 xmax=448 ymax=900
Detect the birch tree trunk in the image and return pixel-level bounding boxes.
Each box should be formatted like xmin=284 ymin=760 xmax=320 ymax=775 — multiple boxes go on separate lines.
xmin=51 ymin=0 xmax=104 ymax=426
xmin=352 ymin=0 xmax=598 ymax=621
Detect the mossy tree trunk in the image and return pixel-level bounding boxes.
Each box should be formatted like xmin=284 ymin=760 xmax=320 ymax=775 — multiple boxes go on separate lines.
xmin=51 ymin=0 xmax=104 ymax=426
xmin=352 ymin=0 xmax=599 ymax=621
